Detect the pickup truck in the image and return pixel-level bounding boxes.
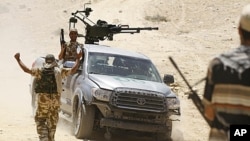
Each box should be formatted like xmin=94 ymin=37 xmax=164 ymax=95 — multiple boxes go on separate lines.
xmin=30 ymin=44 xmax=180 ymax=141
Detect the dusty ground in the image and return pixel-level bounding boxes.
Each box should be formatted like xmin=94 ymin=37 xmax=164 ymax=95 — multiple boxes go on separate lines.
xmin=0 ymin=0 xmax=249 ymax=141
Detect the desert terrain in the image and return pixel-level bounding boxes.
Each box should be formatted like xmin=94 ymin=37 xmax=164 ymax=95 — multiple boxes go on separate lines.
xmin=0 ymin=0 xmax=249 ymax=141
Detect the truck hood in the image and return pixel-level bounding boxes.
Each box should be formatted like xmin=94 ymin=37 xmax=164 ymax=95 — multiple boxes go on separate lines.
xmin=89 ymin=74 xmax=175 ymax=97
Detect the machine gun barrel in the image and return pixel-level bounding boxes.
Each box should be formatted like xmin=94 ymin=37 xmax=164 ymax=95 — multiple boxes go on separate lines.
xmin=116 ymin=27 xmax=158 ymax=33
xmin=110 ymin=25 xmax=158 ymax=34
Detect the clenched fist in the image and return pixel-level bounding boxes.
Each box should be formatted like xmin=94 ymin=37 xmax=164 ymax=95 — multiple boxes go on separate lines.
xmin=14 ymin=53 xmax=20 ymax=61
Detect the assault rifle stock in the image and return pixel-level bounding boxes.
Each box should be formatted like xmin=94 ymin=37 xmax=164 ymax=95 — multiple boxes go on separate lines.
xmin=169 ymin=57 xmax=212 ymax=127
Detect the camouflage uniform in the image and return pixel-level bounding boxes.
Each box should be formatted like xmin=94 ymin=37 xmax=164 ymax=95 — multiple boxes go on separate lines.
xmin=31 ymin=67 xmax=71 ymax=141
xmin=64 ymin=41 xmax=83 ymax=62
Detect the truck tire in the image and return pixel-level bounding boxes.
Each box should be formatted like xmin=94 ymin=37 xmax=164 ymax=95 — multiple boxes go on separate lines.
xmin=74 ymin=103 xmax=95 ymax=139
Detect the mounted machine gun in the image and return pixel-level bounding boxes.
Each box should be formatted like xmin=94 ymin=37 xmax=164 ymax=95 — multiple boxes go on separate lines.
xmin=65 ymin=3 xmax=158 ymax=44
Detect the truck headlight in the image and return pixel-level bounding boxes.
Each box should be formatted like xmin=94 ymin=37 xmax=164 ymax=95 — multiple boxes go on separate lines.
xmin=92 ymin=88 xmax=112 ymax=102
xmin=166 ymin=97 xmax=180 ymax=109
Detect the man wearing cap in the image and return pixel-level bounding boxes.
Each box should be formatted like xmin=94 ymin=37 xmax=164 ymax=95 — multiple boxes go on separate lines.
xmin=58 ymin=28 xmax=83 ymax=62
xmin=202 ymin=4 xmax=250 ymax=141
xmin=14 ymin=51 xmax=81 ymax=141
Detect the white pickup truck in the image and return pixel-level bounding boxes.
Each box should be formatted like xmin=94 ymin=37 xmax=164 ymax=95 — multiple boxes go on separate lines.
xmin=30 ymin=44 xmax=180 ymax=141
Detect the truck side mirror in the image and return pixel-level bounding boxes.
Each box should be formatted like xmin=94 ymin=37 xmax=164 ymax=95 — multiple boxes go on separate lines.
xmin=163 ymin=74 xmax=174 ymax=85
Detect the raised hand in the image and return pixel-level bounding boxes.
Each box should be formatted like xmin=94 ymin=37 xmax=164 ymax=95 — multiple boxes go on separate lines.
xmin=14 ymin=53 xmax=20 ymax=61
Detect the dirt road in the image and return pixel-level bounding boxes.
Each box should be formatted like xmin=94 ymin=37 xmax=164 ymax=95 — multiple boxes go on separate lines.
xmin=0 ymin=0 xmax=249 ymax=140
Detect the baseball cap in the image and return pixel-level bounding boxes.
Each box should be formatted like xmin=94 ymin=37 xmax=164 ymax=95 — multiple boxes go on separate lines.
xmin=240 ymin=4 xmax=250 ymax=32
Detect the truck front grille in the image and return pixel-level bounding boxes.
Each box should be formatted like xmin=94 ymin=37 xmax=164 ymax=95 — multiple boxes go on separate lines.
xmin=110 ymin=88 xmax=167 ymax=112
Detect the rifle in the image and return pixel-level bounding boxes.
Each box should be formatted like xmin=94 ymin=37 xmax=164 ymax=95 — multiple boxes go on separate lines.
xmin=68 ymin=3 xmax=158 ymax=44
xmin=169 ymin=56 xmax=212 ymax=127
xmin=60 ymin=28 xmax=65 ymax=46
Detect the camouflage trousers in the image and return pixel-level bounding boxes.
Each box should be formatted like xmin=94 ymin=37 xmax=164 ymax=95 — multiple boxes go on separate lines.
xmin=35 ymin=93 xmax=61 ymax=141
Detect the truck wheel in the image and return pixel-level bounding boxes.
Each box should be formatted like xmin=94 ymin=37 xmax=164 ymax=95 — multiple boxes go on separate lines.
xmin=74 ymin=103 xmax=95 ymax=139
xmin=156 ymin=120 xmax=172 ymax=141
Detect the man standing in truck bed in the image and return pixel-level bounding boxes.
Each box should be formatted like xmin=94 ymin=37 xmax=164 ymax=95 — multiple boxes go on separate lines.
xmin=58 ymin=28 xmax=83 ymax=63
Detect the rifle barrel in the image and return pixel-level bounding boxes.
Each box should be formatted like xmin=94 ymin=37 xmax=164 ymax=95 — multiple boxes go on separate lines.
xmin=60 ymin=29 xmax=65 ymax=46
xmin=169 ymin=56 xmax=212 ymax=127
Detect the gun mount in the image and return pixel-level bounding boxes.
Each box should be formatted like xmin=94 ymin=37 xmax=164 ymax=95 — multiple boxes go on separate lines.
xmin=68 ymin=3 xmax=158 ymax=44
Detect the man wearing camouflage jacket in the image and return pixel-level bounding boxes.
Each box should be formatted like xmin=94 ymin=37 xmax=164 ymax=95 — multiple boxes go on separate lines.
xmin=14 ymin=51 xmax=81 ymax=141
xmin=58 ymin=28 xmax=83 ymax=63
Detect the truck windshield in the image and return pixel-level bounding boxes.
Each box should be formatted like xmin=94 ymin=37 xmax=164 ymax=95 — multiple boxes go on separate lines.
xmin=87 ymin=52 xmax=162 ymax=82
